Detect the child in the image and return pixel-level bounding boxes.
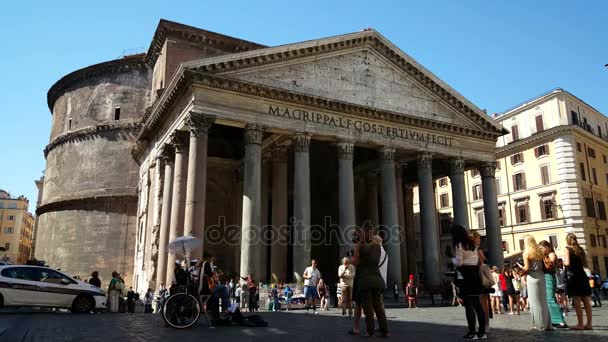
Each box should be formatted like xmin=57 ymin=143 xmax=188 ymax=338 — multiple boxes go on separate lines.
xmin=406 ymin=274 xmax=418 ymax=309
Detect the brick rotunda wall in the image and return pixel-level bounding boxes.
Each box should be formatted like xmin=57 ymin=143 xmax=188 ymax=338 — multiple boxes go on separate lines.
xmin=36 ymin=56 xmax=151 ymax=286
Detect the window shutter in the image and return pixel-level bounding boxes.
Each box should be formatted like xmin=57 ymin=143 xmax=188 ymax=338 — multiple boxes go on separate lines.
xmin=512 ymin=175 xmax=517 ymax=190
xmin=551 ymin=200 xmax=557 ymax=219
xmin=540 ymin=199 xmax=546 ymax=220
xmin=522 ymin=173 xmax=527 ymax=189
xmin=526 ymin=203 xmax=531 ymax=222
xmin=515 ymin=204 xmax=520 ymax=224
xmin=446 ymin=193 xmax=450 ymax=206
xmin=535 ymin=115 xmax=544 ymax=132
xmin=534 ymin=147 xmax=539 ymax=158
xmin=521 ymin=153 xmax=524 ymax=162
xmin=545 ymin=144 xmax=550 ymax=155
xmin=510 ymin=155 xmax=515 ymax=165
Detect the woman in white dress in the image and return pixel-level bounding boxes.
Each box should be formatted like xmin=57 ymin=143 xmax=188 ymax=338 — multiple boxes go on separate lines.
xmin=522 ymin=235 xmax=552 ymax=331
xmin=490 ymin=266 xmax=502 ymax=314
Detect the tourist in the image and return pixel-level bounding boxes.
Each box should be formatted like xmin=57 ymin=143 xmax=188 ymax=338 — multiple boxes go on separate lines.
xmin=451 ymin=224 xmax=486 ymax=340
xmin=303 ymin=259 xmax=321 ymax=314
xmin=338 ymin=256 xmax=355 ymax=317
xmin=406 ymin=274 xmax=417 ymax=309
xmin=505 ymin=269 xmax=519 ymax=315
xmin=198 ymin=254 xmax=215 ymax=296
xmin=247 ymin=275 xmax=257 ymax=312
xmin=590 ymin=271 xmax=602 ymax=307
xmin=284 ymin=285 xmax=293 ymax=310
xmin=519 ymin=268 xmax=529 ymax=312
xmin=471 ymin=231 xmax=491 ymax=329
xmin=538 ymin=240 xmax=567 ymax=328
xmin=555 ymin=259 xmax=568 ymax=315
xmin=352 ymin=224 xmax=388 ymax=337
xmin=107 ymin=271 xmax=121 ymax=313
xmin=89 ymin=271 xmax=101 ymax=288
xmin=522 ymin=235 xmax=552 ymax=331
xmin=126 ymin=287 xmax=136 ymax=313
xmin=144 ymin=288 xmax=154 ymax=313
xmin=512 ymin=268 xmax=523 ymax=311
xmin=564 ymin=233 xmax=592 ymax=330
xmin=228 ymin=278 xmax=235 ymax=303
xmin=318 ymin=279 xmax=329 ymax=311
xmin=240 ymin=280 xmax=249 ymax=310
xmin=270 ymin=284 xmax=279 ymax=311
xmin=490 ymin=266 xmax=502 ymax=314
xmin=235 ymin=283 xmax=241 ymax=308
xmin=498 ymin=268 xmax=509 ymax=313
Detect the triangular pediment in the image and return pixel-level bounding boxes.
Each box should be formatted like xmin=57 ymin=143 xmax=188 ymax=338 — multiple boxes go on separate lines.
xmin=185 ymin=30 xmax=505 ymax=135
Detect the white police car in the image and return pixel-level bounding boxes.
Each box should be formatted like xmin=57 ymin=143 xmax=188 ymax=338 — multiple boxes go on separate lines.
xmin=0 ymin=265 xmax=106 ymax=313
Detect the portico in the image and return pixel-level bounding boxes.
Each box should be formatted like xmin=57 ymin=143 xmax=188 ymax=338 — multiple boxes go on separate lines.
xmin=134 ymin=28 xmax=506 ymax=291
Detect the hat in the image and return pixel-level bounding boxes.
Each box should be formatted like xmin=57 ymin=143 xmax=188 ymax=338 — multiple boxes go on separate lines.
xmin=409 ymin=274 xmax=414 ymax=280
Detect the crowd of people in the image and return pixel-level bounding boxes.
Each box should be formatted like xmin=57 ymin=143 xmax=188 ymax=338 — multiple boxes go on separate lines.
xmin=451 ymin=227 xmax=598 ymax=340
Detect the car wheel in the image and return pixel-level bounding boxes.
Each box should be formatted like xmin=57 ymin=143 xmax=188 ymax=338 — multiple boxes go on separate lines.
xmin=0 ymin=293 xmax=4 ymax=307
xmin=71 ymin=295 xmax=94 ymax=313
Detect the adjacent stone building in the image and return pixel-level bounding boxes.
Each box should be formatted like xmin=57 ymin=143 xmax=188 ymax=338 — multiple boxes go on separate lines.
xmin=0 ymin=190 xmax=35 ymax=264
xmin=429 ymin=88 xmax=608 ymax=278
xmin=36 ymin=20 xmax=507 ymax=291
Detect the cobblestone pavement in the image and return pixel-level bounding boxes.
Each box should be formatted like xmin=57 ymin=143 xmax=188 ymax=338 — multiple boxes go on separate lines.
xmin=0 ymin=305 xmax=606 ymax=342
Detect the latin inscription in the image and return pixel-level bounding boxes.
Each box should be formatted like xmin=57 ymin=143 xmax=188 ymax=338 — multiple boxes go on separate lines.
xmin=267 ymin=104 xmax=454 ymax=147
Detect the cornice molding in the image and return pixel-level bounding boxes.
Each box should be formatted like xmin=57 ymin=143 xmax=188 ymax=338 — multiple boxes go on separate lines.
xmin=47 ymin=56 xmax=148 ymax=112
xmin=44 ymin=121 xmax=141 ymax=158
xmin=36 ymin=193 xmax=138 ymax=216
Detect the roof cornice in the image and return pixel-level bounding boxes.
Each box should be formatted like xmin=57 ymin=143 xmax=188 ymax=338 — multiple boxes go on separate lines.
xmin=47 ymin=56 xmax=147 ymax=112
xmin=144 ymin=19 xmax=266 ymax=67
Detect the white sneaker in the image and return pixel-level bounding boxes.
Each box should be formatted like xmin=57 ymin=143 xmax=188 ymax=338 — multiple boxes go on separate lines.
xmin=476 ymin=334 xmax=488 ymax=340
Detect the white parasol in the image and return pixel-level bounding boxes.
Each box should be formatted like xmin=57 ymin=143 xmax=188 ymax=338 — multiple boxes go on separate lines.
xmin=168 ymin=235 xmax=203 ymax=259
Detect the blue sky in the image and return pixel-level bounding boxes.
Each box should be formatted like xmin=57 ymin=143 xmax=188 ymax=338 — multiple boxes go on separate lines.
xmin=0 ymin=0 xmax=606 ymax=211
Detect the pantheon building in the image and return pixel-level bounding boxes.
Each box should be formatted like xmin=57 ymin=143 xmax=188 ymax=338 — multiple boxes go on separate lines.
xmin=36 ymin=20 xmax=506 ymax=292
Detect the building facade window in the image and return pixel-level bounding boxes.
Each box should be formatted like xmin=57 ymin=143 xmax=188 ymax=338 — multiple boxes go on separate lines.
xmin=515 ymin=201 xmax=530 ymax=224
xmin=580 ymin=163 xmax=586 ymax=181
xmin=439 ymin=178 xmax=448 ymax=187
xmin=571 ymin=111 xmax=579 ymax=125
xmin=498 ymin=205 xmax=506 ymax=226
xmin=592 ymin=257 xmax=600 ymax=274
xmin=471 ymin=169 xmax=480 ymax=178
xmin=588 ymin=147 xmax=596 ymax=159
xmin=603 ymin=154 xmax=607 ymax=164
xmin=513 ymin=173 xmax=527 ymax=191
xmin=476 ymin=209 xmax=485 ymax=229
xmin=592 ymin=168 xmax=598 ymax=185
xmin=502 ymin=241 xmax=510 ymax=252
xmin=534 ymin=144 xmax=549 ymax=157
xmin=496 ymin=160 xmax=501 ymax=170
xmin=540 ymin=165 xmax=550 ymax=185
xmin=4 ymin=227 xmax=13 ymax=234
xmin=590 ymin=234 xmax=597 ymax=247
xmin=7 ymin=215 xmax=14 ymax=220
xmin=496 ymin=178 xmax=502 ymax=195
xmin=511 ymin=124 xmax=519 ymax=141
xmin=519 ymin=239 xmax=525 ymax=251
xmin=440 ymin=193 xmax=449 ymax=208
xmin=576 ymin=142 xmax=582 ymax=152
xmin=535 ymin=115 xmax=544 ymax=132
xmin=601 ymin=236 xmax=608 ymax=248
xmin=510 ymin=153 xmax=524 ymax=165
xmin=472 ymin=184 xmax=482 ymax=200
xmin=585 ymin=197 xmax=596 ymax=218
xmin=540 ymin=197 xmax=557 ymax=220
xmin=114 ymin=107 xmax=121 ymax=121
xmin=439 ymin=214 xmax=452 ymax=235
xmin=597 ymin=200 xmax=607 ymax=221
xmin=4 ymin=243 xmax=9 ymax=251
xmin=549 ymin=235 xmax=559 ymax=249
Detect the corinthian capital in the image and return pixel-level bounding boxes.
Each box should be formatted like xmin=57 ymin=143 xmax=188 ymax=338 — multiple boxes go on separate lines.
xmin=158 ymin=144 xmax=175 ymax=164
xmin=336 ymin=141 xmax=355 ymax=160
xmin=479 ymin=162 xmax=497 ymax=178
xmin=379 ymin=146 xmax=396 ymax=162
xmin=169 ymin=130 xmax=189 ymax=154
xmin=244 ymin=124 xmax=264 ymax=145
xmin=293 ymin=133 xmax=311 ymax=152
xmin=185 ymin=112 xmax=215 ymax=137
xmin=449 ymin=158 xmax=465 ymax=175
xmin=417 ymin=152 xmax=432 ymax=169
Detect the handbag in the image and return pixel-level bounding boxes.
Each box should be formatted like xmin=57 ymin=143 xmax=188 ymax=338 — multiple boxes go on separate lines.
xmin=479 ymin=264 xmax=495 ymax=288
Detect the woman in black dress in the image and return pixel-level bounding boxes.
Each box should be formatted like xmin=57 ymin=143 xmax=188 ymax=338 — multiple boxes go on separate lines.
xmin=564 ymin=233 xmax=592 ymax=330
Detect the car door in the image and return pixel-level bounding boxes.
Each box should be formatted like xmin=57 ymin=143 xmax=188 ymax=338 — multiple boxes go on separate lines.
xmin=37 ymin=268 xmax=78 ymax=307
xmin=0 ymin=267 xmax=44 ymax=306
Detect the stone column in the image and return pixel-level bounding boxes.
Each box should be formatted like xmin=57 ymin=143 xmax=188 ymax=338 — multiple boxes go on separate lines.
xmin=379 ymin=147 xmax=402 ymax=289
xmin=293 ymin=133 xmax=311 ymax=279
xmin=417 ymin=152 xmax=440 ymax=289
xmin=480 ymin=163 xmax=503 ymax=267
xmin=337 ymin=141 xmax=356 ymax=258
xmin=259 ymin=158 xmax=269 ymax=282
xmin=403 ymin=185 xmax=417 ymax=278
xmin=270 ymin=146 xmax=288 ymax=282
xmin=366 ymin=171 xmax=379 ymax=229
xmin=449 ymin=158 xmax=469 ymax=230
xmin=240 ymin=125 xmax=264 ymax=278
xmin=183 ymin=112 xmax=214 ymax=261
xmin=155 ymin=145 xmax=174 ymax=290
xmin=395 ymin=164 xmax=408 ymax=281
xmin=166 ymin=131 xmax=189 ymax=286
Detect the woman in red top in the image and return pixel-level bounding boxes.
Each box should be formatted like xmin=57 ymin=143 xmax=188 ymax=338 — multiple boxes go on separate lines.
xmin=499 ymin=269 xmax=509 ymax=313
